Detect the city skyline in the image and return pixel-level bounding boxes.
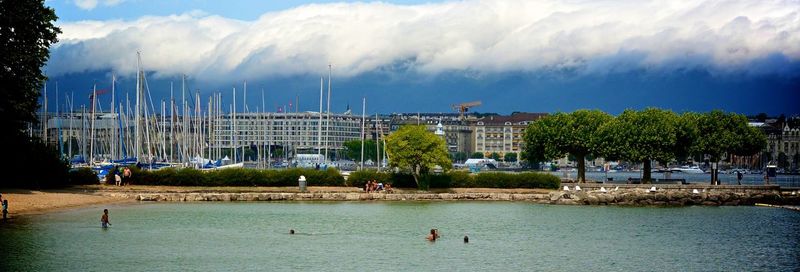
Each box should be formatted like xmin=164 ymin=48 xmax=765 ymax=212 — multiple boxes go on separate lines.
xmin=43 ymin=0 xmax=799 ymax=115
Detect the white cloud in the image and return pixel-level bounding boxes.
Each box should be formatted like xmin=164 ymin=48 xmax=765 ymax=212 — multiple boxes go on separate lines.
xmin=73 ymin=0 xmax=125 ymax=10
xmin=50 ymin=0 xmax=800 ymax=80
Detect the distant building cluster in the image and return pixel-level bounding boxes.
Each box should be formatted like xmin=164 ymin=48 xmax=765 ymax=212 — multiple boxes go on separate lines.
xmin=35 ymin=111 xmax=546 ymax=163
xmin=33 ymin=111 xmax=800 ymax=171
xmin=748 ymin=116 xmax=800 ymax=170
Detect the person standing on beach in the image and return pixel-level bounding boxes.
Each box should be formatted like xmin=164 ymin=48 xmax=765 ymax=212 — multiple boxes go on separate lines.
xmin=2 ymin=199 xmax=9 ymax=220
xmin=737 ymin=171 xmax=743 ymax=185
xmin=122 ymin=167 xmax=132 ymax=186
xmin=101 ymin=209 xmax=110 ymax=228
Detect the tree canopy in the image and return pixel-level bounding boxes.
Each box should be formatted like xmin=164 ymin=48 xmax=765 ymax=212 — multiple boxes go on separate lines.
xmin=385 ymin=125 xmax=451 ymax=188
xmin=523 ymin=110 xmax=611 ymax=182
xmin=594 ymin=108 xmax=681 ymax=182
xmin=470 ymin=152 xmax=484 ymax=159
xmin=1 ymin=0 xmax=60 ymax=139
xmin=504 ymin=152 xmax=517 ymax=162
xmin=1 ymin=0 xmax=65 ymax=188
xmin=342 ymin=139 xmax=382 ymax=162
xmin=692 ymin=110 xmax=764 ymax=161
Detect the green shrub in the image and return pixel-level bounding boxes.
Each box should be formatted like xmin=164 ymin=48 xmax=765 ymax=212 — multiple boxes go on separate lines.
xmin=447 ymin=171 xmax=473 ymax=188
xmin=471 ymin=172 xmax=560 ymax=189
xmin=346 ymin=170 xmax=391 ymax=188
xmin=90 ymin=166 xmax=558 ymax=189
xmin=68 ymin=168 xmax=100 ymax=185
xmin=389 ymin=173 xmax=417 ymax=188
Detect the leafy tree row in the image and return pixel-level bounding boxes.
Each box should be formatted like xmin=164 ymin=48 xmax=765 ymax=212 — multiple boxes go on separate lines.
xmin=523 ymin=109 xmax=767 ymax=184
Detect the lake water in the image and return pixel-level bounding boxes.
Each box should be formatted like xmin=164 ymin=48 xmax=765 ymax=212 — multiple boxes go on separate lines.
xmin=1 ymin=202 xmax=798 ymax=271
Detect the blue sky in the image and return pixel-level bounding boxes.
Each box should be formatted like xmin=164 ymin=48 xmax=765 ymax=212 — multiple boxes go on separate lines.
xmin=44 ymin=0 xmax=800 ymax=115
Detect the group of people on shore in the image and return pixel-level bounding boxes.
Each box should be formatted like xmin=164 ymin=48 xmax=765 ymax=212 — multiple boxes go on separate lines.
xmin=112 ymin=167 xmax=133 ymax=186
xmin=364 ymin=180 xmax=392 ymax=193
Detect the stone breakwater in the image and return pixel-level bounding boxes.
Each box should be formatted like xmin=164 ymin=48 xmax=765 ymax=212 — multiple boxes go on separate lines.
xmin=106 ymin=188 xmax=799 ymax=206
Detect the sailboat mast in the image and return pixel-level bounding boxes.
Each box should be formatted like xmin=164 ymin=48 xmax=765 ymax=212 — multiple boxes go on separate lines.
xmin=56 ymin=81 xmax=62 ymax=157
xmin=134 ymin=52 xmax=142 ymax=162
xmin=111 ymin=74 xmax=116 ymax=160
xmin=360 ymin=97 xmax=365 ymax=170
xmin=318 ymin=77 xmax=323 ymax=156
xmin=325 ymin=65 xmax=331 ymax=162
xmin=242 ymin=81 xmax=246 ymax=162
xmin=68 ymin=92 xmax=74 ymax=158
xmin=261 ymin=88 xmax=266 ymax=168
xmin=170 ymin=82 xmax=174 ymax=162
xmin=376 ymin=113 xmax=380 ymax=171
xmin=89 ymin=83 xmax=97 ymax=164
xmin=232 ymin=86 xmax=237 ymax=163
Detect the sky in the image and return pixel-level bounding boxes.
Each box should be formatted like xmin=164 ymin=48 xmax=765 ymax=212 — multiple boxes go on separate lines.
xmin=43 ymin=0 xmax=800 ymax=115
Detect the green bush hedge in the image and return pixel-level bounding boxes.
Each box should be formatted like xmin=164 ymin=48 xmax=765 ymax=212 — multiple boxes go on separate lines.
xmin=68 ymin=168 xmax=100 ymax=185
xmin=127 ymin=167 xmax=346 ymax=187
xmin=89 ymin=166 xmax=558 ymax=189
xmin=346 ymin=170 xmax=560 ymax=189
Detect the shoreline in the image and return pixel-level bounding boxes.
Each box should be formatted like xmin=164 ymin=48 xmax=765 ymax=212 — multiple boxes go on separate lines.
xmin=2 ymin=184 xmax=798 ymax=217
xmin=0 ymin=188 xmax=133 ymax=217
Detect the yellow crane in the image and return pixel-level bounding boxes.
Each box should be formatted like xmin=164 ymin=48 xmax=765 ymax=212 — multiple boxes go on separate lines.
xmin=451 ymin=101 xmax=482 ymax=120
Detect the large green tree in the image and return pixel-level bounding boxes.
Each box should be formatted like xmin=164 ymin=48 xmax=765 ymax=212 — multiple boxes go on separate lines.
xmin=594 ymin=108 xmax=683 ymax=183
xmin=1 ymin=0 xmax=60 ymax=139
xmin=504 ymin=152 xmax=517 ymax=162
xmin=469 ymin=152 xmax=484 ymax=159
xmin=342 ymin=139 xmax=382 ymax=162
xmin=451 ymin=152 xmax=467 ymax=163
xmin=691 ymin=110 xmax=765 ymax=184
xmin=385 ymin=125 xmax=451 ymax=188
xmin=1 ymin=0 xmax=63 ymax=188
xmin=523 ymin=110 xmax=611 ymax=182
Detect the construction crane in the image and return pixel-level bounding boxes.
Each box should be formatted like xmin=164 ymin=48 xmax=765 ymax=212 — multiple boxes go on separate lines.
xmin=88 ymin=89 xmax=110 ymax=114
xmin=451 ymin=101 xmax=481 ymax=120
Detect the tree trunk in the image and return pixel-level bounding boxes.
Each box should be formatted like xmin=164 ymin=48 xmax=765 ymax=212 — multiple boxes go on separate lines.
xmin=413 ymin=164 xmax=420 ymax=189
xmin=710 ymin=161 xmax=718 ymax=185
xmin=642 ymin=160 xmax=652 ymax=184
xmin=577 ymin=154 xmax=586 ymax=183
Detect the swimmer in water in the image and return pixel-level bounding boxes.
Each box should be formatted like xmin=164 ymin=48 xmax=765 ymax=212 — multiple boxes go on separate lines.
xmin=426 ymin=229 xmax=439 ymax=241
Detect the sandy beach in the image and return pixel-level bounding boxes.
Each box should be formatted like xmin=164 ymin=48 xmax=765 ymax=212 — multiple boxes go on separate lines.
xmin=0 ymin=188 xmax=130 ymax=216
xmin=0 ymin=185 xmax=552 ymax=217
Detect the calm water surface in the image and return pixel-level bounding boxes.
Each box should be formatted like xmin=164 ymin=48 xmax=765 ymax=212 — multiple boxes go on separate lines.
xmin=1 ymin=202 xmax=798 ymax=271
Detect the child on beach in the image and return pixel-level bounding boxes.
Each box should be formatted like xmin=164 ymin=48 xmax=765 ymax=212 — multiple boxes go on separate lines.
xmin=101 ymin=209 xmax=110 ymax=228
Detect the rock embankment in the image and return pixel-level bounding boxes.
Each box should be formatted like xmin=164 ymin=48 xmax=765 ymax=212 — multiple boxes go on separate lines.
xmin=111 ymin=188 xmax=799 ymax=206
xmin=547 ymin=190 xmax=788 ymax=206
